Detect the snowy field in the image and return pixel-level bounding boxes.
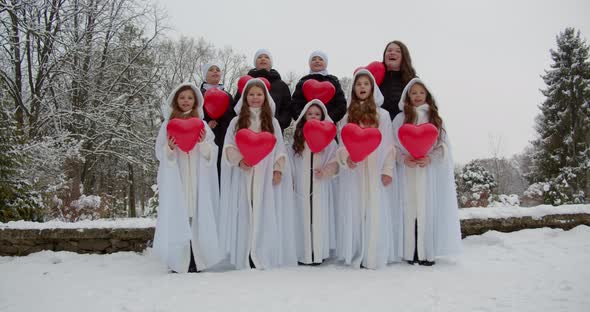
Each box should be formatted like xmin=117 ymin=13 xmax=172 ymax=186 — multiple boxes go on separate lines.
xmin=1 ymin=225 xmax=589 ymax=312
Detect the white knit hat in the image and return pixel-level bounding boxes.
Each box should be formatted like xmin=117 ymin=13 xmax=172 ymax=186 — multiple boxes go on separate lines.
xmin=201 ymin=63 xmax=221 ymax=81
xmin=253 ymin=49 xmax=273 ymax=68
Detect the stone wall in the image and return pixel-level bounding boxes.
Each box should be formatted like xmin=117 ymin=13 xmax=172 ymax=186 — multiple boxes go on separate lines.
xmin=1 ymin=213 xmax=589 ymax=256
xmin=0 ymin=228 xmax=154 ymax=256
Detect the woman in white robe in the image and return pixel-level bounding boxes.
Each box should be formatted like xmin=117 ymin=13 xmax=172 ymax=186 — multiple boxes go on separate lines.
xmin=335 ymin=69 xmax=403 ymax=269
xmin=290 ymin=99 xmax=339 ymax=264
xmin=218 ymin=78 xmax=298 ymax=270
xmin=392 ymin=77 xmax=462 ymax=265
xmin=153 ymin=83 xmax=223 ymax=273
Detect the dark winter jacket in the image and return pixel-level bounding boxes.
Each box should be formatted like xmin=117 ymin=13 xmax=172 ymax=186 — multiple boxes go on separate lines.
xmin=290 ymin=74 xmax=347 ymax=123
xmin=379 ymin=70 xmax=406 ymax=120
xmin=234 ymin=68 xmax=292 ymax=130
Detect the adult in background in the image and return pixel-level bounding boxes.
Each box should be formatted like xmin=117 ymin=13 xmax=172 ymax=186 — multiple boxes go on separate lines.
xmin=290 ymin=51 xmax=347 ymax=123
xmin=379 ymin=41 xmax=417 ymax=120
xmin=200 ymin=63 xmax=235 ymax=178
xmin=234 ymin=49 xmax=292 ymax=131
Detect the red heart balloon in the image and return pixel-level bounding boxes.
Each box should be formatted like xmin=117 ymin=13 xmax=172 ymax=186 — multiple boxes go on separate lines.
xmin=354 ymin=61 xmax=386 ymax=86
xmin=237 ymin=75 xmax=271 ymax=95
xmin=166 ymin=117 xmax=205 ymax=153
xmin=203 ymin=88 xmax=230 ymax=119
xmin=235 ymin=129 xmax=276 ymax=166
xmin=398 ymin=123 xmax=439 ymax=159
xmin=365 ymin=61 xmax=385 ymax=86
xmin=302 ymin=79 xmax=336 ymax=104
xmin=303 ymin=119 xmax=337 ymax=153
xmin=341 ymin=123 xmax=382 ymax=162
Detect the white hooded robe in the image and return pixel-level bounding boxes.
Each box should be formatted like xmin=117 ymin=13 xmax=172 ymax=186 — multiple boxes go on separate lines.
xmin=392 ymin=77 xmax=462 ymax=262
xmin=289 ymin=99 xmax=339 ymax=264
xmin=152 ymin=83 xmax=223 ymax=273
xmin=335 ymin=70 xmax=403 ymax=269
xmin=218 ymin=79 xmax=298 ymax=270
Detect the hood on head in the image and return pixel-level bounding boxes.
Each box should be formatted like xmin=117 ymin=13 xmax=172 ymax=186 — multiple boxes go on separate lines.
xmin=398 ymin=77 xmax=436 ymax=111
xmin=294 ymin=99 xmax=333 ymax=125
xmin=347 ymin=69 xmax=384 ymax=107
xmin=234 ymin=78 xmax=276 ymax=115
xmin=162 ymin=82 xmax=204 ymax=120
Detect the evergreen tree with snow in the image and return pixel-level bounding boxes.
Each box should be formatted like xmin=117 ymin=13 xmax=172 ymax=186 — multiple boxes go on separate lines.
xmin=456 ymin=161 xmax=497 ymax=207
xmin=528 ymin=28 xmax=590 ymax=205
xmin=0 ymin=106 xmax=42 ymax=222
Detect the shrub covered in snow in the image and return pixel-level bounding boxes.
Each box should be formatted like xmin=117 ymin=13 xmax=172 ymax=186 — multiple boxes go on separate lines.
xmin=488 ymin=194 xmax=521 ymax=207
xmin=456 ymin=162 xmax=497 ymax=207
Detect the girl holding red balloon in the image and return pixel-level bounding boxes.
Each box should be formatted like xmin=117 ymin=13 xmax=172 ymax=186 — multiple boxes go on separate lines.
xmin=200 ymin=63 xmax=235 ymax=178
xmin=290 ymin=51 xmax=347 ymax=123
xmin=392 ymin=78 xmax=462 ymax=266
xmin=218 ymin=78 xmax=297 ymax=270
xmin=290 ymin=99 xmax=339 ymax=265
xmin=334 ymin=69 xmax=402 ymax=269
xmin=153 ymin=83 xmax=223 ymax=273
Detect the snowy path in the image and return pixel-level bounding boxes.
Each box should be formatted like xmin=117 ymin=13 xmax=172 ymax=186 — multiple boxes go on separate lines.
xmin=1 ymin=226 xmax=589 ymax=312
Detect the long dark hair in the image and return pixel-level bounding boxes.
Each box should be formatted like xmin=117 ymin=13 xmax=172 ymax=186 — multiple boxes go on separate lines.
xmin=403 ymin=81 xmax=444 ymax=140
xmin=347 ymin=73 xmax=379 ymax=127
xmin=292 ymin=103 xmax=326 ymax=156
xmin=235 ymin=81 xmax=275 ymax=133
xmin=382 ymin=40 xmax=417 ymax=85
xmin=169 ymin=86 xmax=200 ymax=120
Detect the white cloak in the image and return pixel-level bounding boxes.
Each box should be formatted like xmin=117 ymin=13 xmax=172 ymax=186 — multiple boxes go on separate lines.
xmin=152 ymin=83 xmax=223 ymax=273
xmin=218 ymin=79 xmax=298 ymax=270
xmin=392 ymin=78 xmax=462 ymax=261
xmin=335 ymin=108 xmax=403 ymax=269
xmin=290 ymin=100 xmax=338 ymax=264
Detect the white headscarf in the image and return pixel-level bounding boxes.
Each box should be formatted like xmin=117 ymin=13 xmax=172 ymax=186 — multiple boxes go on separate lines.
xmin=347 ymin=69 xmax=384 ymax=107
xmin=234 ymin=78 xmax=276 ymax=115
xmin=308 ymin=50 xmax=329 ymax=76
xmin=162 ymin=82 xmax=204 ymax=120
xmin=294 ymin=99 xmax=333 ymax=125
xmin=253 ymin=49 xmax=273 ymax=68
xmin=397 ymin=77 xmax=436 ymax=111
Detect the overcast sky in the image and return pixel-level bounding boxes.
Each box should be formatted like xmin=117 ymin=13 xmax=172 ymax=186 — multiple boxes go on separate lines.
xmin=156 ymin=0 xmax=590 ymax=164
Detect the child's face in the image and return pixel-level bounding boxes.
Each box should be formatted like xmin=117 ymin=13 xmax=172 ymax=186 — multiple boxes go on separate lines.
xmin=305 ymin=105 xmax=322 ymax=121
xmin=384 ymin=43 xmax=402 ymax=70
xmin=354 ymin=76 xmax=372 ymax=100
xmin=309 ymin=56 xmax=326 ymax=72
xmin=206 ymin=66 xmax=221 ymax=84
xmin=408 ymin=84 xmax=427 ymax=106
xmin=255 ymin=54 xmax=271 ymax=70
xmin=246 ymin=86 xmax=265 ymax=108
xmin=177 ymin=89 xmax=196 ymax=112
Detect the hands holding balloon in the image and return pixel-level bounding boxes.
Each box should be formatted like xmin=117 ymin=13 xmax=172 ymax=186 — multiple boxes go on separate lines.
xmin=404 ymin=155 xmax=431 ymax=168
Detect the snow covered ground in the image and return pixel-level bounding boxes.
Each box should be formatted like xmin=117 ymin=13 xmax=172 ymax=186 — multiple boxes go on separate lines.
xmin=1 ymin=225 xmax=589 ymax=312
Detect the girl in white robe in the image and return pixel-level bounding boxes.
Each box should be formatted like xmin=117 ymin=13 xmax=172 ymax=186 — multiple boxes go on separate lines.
xmin=335 ymin=69 xmax=403 ymax=269
xmin=218 ymin=78 xmax=298 ymax=270
xmin=392 ymin=78 xmax=462 ymax=266
xmin=153 ymin=83 xmax=223 ymax=273
xmin=290 ymin=99 xmax=338 ymax=264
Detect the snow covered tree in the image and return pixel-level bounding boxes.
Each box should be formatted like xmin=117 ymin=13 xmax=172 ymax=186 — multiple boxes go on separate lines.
xmin=0 ymin=105 xmax=42 ymax=222
xmin=456 ymin=161 xmax=497 ymax=207
xmin=528 ymin=28 xmax=590 ymax=205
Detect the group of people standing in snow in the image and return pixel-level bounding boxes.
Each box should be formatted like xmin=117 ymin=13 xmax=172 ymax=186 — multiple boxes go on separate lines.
xmin=152 ymin=41 xmax=462 ymax=273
